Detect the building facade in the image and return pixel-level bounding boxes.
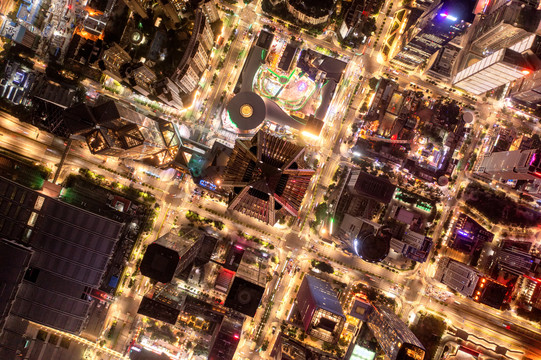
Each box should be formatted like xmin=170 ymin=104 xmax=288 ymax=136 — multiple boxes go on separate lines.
xmin=366 ymin=303 xmax=426 ymax=360
xmin=201 ymin=0 xmax=220 ymax=23
xmin=285 ymin=0 xmax=334 ymax=25
xmin=170 ymin=9 xmax=214 ymax=95
xmin=391 ymin=0 xmax=471 ymax=72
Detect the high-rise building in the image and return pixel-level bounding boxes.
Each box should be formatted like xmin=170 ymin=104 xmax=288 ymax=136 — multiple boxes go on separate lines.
xmin=208 ymin=317 xmax=243 ymax=360
xmin=170 ymin=9 xmax=214 ymax=95
xmin=121 ymin=0 xmax=149 ymax=18
xmin=469 ymin=0 xmax=541 ymax=56
xmin=391 ymin=0 xmax=472 ymax=72
xmin=508 ymin=69 xmax=541 ymax=106
xmin=493 ymin=240 xmax=540 ymax=276
xmin=296 ymin=275 xmax=346 ymax=343
xmin=336 ymin=169 xmax=396 ymax=219
xmin=435 ymin=257 xmax=481 ymax=297
xmin=449 ymin=213 xmax=494 ymax=256
xmin=83 ymin=100 xmax=167 ymax=159
xmin=174 ymin=63 xmax=201 ymax=93
xmin=475 ymin=148 xmax=541 ymax=180
xmin=154 ymin=77 xmax=184 ymax=109
xmin=352 ymin=228 xmax=391 ymax=263
xmin=127 ymin=63 xmax=157 ymax=96
xmin=390 ymin=231 xmax=433 ymax=263
xmin=285 ymin=0 xmax=334 ymax=25
xmin=101 ymin=43 xmax=132 ymax=81
xmin=159 ymin=0 xmax=183 ymax=27
xmin=506 ymin=35 xmax=541 ymax=106
xmin=222 ymin=131 xmax=314 ymax=224
xmin=522 ymin=277 xmax=541 ymax=310
xmin=0 ymin=177 xmax=123 ymax=357
xmin=453 ymin=48 xmax=533 ymax=95
xmin=140 ymin=230 xmax=203 ymax=283
xmin=366 ymin=303 xmax=425 ymax=360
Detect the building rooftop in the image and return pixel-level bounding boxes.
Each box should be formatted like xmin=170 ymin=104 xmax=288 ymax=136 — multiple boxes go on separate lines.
xmin=348 ymin=170 xmax=397 ymax=204
xmin=303 ymin=275 xmax=345 ymax=318
xmin=223 ymin=131 xmax=314 ymax=224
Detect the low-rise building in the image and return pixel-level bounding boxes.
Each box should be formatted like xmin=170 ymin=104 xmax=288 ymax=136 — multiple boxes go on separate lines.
xmin=435 ymin=257 xmax=481 ymax=297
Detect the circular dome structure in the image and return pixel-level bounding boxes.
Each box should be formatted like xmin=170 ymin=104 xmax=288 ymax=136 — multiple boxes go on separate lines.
xmin=226 ymin=92 xmax=267 ymax=133
xmin=437 ymin=176 xmax=449 ymax=187
xmin=353 ymin=229 xmax=390 ymax=263
xmin=463 ymin=111 xmax=474 ymax=124
xmin=131 ymin=30 xmax=144 ymax=45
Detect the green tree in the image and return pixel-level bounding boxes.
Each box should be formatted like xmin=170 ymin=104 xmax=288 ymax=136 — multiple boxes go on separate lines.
xmin=368 ymin=77 xmax=379 ymax=90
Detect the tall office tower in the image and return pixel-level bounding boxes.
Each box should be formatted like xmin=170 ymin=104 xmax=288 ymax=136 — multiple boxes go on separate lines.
xmin=154 ymin=77 xmax=184 ymax=110
xmin=335 ymin=169 xmax=396 ymax=219
xmin=121 ymin=0 xmax=149 ymax=18
xmin=208 ymin=317 xmax=243 ymax=360
xmin=222 ymin=131 xmax=315 ymax=224
xmin=101 ymin=43 xmax=132 ymax=81
xmin=366 ymin=303 xmax=425 ymax=360
xmin=494 ymin=246 xmax=539 ymax=276
xmin=296 ymin=275 xmax=346 ymax=343
xmin=475 ymin=148 xmax=541 ymax=180
xmin=469 ymin=0 xmax=541 ymax=56
xmin=126 ymin=63 xmax=157 ymax=96
xmin=140 ymin=230 xmax=203 ymax=283
xmin=0 ymin=177 xmax=123 ymax=357
xmin=435 ymin=257 xmax=481 ymax=297
xmin=171 ymin=9 xmax=214 ymax=95
xmin=390 ymin=0 xmax=473 ymax=72
xmin=67 ymin=100 xmax=167 ymax=159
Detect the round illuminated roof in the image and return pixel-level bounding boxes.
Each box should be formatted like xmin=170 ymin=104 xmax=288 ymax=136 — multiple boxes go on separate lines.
xmin=240 ymin=104 xmax=253 ymax=118
xmin=131 ymin=30 xmax=143 ymax=45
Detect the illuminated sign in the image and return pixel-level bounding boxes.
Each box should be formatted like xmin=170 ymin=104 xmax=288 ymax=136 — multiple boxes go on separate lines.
xmin=199 ymin=179 xmax=217 ymax=190
xmin=439 ymin=13 xmax=458 ymax=21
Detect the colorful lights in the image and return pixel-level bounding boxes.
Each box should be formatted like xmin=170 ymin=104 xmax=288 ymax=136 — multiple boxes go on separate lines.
xmin=439 ymin=13 xmax=458 ymax=21
xmin=522 ymin=70 xmax=531 ymax=75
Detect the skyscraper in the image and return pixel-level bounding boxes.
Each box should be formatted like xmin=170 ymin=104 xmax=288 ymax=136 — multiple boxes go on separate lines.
xmin=469 ymin=0 xmax=541 ymax=56
xmin=366 ymin=303 xmax=426 ymax=360
xmin=140 ymin=230 xmax=203 ymax=283
xmin=222 ymin=131 xmax=314 ymax=224
xmin=296 ymin=275 xmax=346 ymax=343
xmin=391 ymin=0 xmax=473 ymax=72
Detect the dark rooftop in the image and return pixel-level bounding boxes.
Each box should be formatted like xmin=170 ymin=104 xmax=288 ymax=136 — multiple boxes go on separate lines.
xmin=140 ymin=243 xmax=180 ymax=283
